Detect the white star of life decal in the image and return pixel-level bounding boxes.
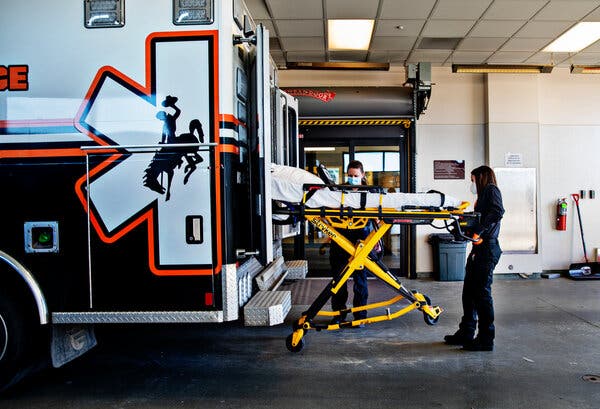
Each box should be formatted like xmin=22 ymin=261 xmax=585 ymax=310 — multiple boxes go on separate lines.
xmin=74 ymin=32 xmax=220 ymax=275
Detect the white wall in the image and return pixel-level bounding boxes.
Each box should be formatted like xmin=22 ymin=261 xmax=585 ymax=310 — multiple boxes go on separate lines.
xmin=540 ymin=125 xmax=600 ymax=268
xmin=416 ymin=69 xmax=487 ymax=272
xmin=279 ymin=65 xmax=600 ymax=273
xmin=538 ymin=68 xmax=600 ymax=269
xmin=418 ymin=69 xmax=486 ymax=126
xmin=416 ymin=124 xmax=485 ymax=271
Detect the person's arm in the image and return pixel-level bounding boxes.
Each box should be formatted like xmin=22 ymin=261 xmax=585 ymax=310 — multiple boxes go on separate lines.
xmin=173 ymin=104 xmax=181 ymax=119
xmin=475 ymin=185 xmax=504 ymax=235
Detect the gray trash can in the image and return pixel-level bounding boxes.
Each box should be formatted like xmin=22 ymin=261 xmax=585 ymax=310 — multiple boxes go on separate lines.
xmin=428 ymin=234 xmax=467 ymax=281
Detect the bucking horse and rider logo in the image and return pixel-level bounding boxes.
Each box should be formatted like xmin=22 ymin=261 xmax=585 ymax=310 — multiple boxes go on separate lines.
xmin=143 ymin=95 xmax=204 ymax=201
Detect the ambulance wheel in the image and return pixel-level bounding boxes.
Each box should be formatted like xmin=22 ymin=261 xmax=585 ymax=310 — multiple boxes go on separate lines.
xmin=0 ymin=289 xmax=34 ymax=392
xmin=422 ymin=295 xmax=439 ymax=326
xmin=286 ymin=334 xmax=305 ymax=353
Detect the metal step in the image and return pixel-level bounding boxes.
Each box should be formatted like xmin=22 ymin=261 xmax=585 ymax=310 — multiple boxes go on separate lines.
xmin=243 ymin=290 xmax=291 ymax=327
xmin=285 ymin=259 xmax=308 ymax=280
xmin=255 ymin=256 xmax=286 ymax=291
xmin=237 ymin=257 xmax=263 ymax=307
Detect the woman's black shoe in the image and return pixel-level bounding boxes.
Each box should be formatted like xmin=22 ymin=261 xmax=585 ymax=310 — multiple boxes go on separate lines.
xmin=444 ymin=332 xmax=474 ymax=345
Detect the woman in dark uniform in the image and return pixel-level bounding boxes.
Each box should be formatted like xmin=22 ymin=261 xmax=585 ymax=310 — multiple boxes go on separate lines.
xmin=445 ymin=165 xmax=504 ymax=351
xmin=329 ymin=160 xmax=372 ymax=325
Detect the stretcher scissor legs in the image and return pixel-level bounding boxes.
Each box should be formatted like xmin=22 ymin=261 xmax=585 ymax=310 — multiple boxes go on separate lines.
xmin=286 ymin=216 xmax=443 ymax=352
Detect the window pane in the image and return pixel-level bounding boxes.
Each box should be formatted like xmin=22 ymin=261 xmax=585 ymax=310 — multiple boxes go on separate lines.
xmin=354 ymin=152 xmax=383 ymax=171
xmin=384 ymin=152 xmax=399 ymax=171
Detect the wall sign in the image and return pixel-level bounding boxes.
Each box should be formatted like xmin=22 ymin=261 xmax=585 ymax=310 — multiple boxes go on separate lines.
xmin=434 ymin=160 xmax=465 ymax=179
xmin=285 ymin=88 xmax=336 ymax=102
xmin=505 ymin=152 xmax=523 ymax=167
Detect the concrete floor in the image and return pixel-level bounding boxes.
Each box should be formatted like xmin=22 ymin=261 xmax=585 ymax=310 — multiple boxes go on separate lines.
xmin=2 ymin=277 xmax=600 ymax=408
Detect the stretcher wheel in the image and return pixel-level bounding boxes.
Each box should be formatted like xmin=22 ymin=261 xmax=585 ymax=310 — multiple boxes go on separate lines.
xmin=286 ymin=334 xmax=305 ymax=353
xmin=423 ymin=313 xmax=439 ymax=326
xmin=422 ymin=295 xmax=439 ymax=326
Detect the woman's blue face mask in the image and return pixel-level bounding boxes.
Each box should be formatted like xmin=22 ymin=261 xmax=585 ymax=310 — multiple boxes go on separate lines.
xmin=347 ymin=176 xmax=362 ymax=186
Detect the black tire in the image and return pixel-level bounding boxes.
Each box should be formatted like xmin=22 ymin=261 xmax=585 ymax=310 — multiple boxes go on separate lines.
xmin=421 ymin=295 xmax=439 ymax=326
xmin=0 ymin=289 xmax=34 ymax=392
xmin=423 ymin=313 xmax=439 ymax=326
xmin=285 ymin=333 xmax=305 ymax=353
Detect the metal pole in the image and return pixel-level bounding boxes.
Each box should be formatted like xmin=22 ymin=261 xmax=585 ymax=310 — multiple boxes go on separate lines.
xmin=572 ymin=194 xmax=589 ymax=263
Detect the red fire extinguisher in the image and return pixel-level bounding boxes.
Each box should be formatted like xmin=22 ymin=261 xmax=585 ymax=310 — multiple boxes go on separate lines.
xmin=556 ymin=198 xmax=567 ymax=230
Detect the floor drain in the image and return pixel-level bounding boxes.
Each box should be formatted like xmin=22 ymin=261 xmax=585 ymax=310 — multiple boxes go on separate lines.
xmin=582 ymin=374 xmax=600 ymax=383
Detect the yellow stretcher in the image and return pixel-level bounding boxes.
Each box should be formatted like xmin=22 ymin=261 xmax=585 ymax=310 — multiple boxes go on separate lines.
xmin=275 ymin=184 xmax=479 ymax=352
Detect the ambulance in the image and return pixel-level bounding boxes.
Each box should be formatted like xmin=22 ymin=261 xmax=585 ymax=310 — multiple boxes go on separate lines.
xmin=0 ymin=0 xmax=298 ymax=389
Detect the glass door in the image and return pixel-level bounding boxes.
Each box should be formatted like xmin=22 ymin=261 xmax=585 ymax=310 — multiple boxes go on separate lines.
xmin=353 ymin=145 xmax=402 ymax=271
xmin=287 ymin=139 xmax=406 ymax=276
xmin=301 ymin=145 xmax=348 ymax=273
xmin=352 ymin=145 xmax=401 ymax=189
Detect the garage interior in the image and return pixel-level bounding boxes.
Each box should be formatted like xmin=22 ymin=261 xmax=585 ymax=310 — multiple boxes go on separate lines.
xmin=2 ymin=0 xmax=600 ymax=407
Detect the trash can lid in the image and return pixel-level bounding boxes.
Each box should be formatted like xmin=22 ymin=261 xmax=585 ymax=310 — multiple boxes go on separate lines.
xmin=428 ymin=233 xmax=458 ymax=244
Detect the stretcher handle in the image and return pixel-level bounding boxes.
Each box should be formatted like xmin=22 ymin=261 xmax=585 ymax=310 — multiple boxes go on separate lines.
xmin=447 ymin=215 xmax=482 ymax=243
xmin=457 ymin=201 xmax=470 ymax=211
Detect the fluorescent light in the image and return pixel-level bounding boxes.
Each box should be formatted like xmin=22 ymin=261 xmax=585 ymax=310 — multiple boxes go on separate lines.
xmin=452 ymin=64 xmax=553 ymax=74
xmin=304 ymin=147 xmax=336 ymax=152
xmin=328 ymin=19 xmax=374 ymax=51
xmin=571 ymin=65 xmax=600 ymax=74
xmin=287 ymin=62 xmax=389 ymax=70
xmin=544 ymin=22 xmax=600 ymax=52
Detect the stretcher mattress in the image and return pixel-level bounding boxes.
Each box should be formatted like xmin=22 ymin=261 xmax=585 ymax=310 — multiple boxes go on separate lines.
xmin=271 ymin=164 xmax=462 ymax=209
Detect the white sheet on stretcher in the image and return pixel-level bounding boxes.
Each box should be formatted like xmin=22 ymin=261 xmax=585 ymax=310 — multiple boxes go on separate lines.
xmin=271 ymin=164 xmax=463 ymax=209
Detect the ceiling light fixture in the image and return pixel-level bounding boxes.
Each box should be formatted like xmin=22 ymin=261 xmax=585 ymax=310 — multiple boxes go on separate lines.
xmin=286 ymin=61 xmax=389 ymax=70
xmin=452 ymin=64 xmax=553 ymax=74
xmin=328 ymin=19 xmax=375 ymax=51
xmin=304 ymin=147 xmax=336 ymax=152
xmin=544 ymin=22 xmax=600 ymax=53
xmin=571 ymin=65 xmax=600 ymax=74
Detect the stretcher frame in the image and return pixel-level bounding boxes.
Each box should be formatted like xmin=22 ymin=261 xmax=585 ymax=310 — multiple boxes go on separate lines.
xmin=277 ymin=184 xmax=479 ymax=352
